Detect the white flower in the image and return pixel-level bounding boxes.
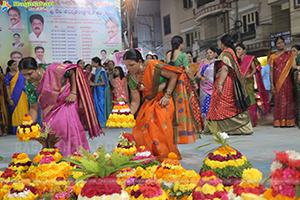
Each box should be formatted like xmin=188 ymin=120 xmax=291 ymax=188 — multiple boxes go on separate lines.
xmin=136 ymin=151 xmax=151 ymax=157
xmin=214 ymin=132 xmax=229 ymax=140
xmin=227 ymin=188 xmax=237 ymax=200
xmin=270 ymin=161 xmax=282 ymax=172
xmin=286 ymin=150 xmax=300 ymax=161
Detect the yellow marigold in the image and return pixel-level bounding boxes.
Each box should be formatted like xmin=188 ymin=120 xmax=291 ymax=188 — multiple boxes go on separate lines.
xmin=12 ymin=182 xmax=25 ymax=191
xmin=133 ymin=185 xmax=139 ymax=191
xmin=202 ymin=183 xmax=216 ymax=195
xmin=173 ymin=183 xmax=180 ymax=191
xmin=168 ymin=152 xmax=178 ymax=160
xmin=242 ymin=168 xmax=262 ymax=184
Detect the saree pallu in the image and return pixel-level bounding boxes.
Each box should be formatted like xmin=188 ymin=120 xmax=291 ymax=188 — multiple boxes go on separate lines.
xmin=6 ymin=71 xmax=29 ymax=134
xmin=198 ymin=61 xmax=215 ymax=123
xmin=37 ymin=63 xmax=102 ymax=156
xmin=204 ymin=50 xmax=253 ymax=135
xmin=294 ymin=52 xmax=300 ymax=127
xmin=133 ymin=61 xmax=182 ymax=162
xmin=270 ymin=52 xmax=295 ymax=127
xmin=79 ymin=71 xmax=94 ymax=129
xmin=94 ymin=68 xmax=111 ymax=127
xmin=241 ymin=55 xmax=271 ymax=126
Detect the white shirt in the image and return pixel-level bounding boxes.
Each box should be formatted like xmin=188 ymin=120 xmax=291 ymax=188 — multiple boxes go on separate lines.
xmin=35 ymin=57 xmax=46 ymax=64
xmin=8 ymin=21 xmax=24 ymax=30
xmin=28 ymin=32 xmax=48 ymax=43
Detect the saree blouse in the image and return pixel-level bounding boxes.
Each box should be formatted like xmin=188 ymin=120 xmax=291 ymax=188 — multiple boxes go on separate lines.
xmin=166 ymin=51 xmax=190 ymax=69
xmin=128 ymin=73 xmax=165 ymax=91
xmin=25 ymin=64 xmax=71 ymax=105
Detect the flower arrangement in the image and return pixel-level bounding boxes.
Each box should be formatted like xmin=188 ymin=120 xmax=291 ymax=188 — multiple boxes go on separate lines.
xmin=227 ymin=168 xmax=266 ymax=200
xmin=192 ymin=170 xmax=228 ymax=200
xmin=106 ymin=102 xmax=136 ymax=128
xmin=63 ymin=146 xmax=149 ymax=200
xmin=197 ymin=131 xmax=252 ymax=186
xmin=3 ymin=182 xmax=38 ymax=200
xmin=113 ymin=131 xmax=137 ymax=156
xmin=0 ymin=168 xmax=17 ymax=199
xmin=125 ymin=176 xmax=168 ymax=200
xmin=166 ymin=170 xmax=200 ymax=200
xmin=131 ymin=146 xmax=159 ymax=169
xmin=16 ymin=114 xmax=41 ymax=142
xmin=154 ymin=152 xmax=186 ymax=188
xmin=263 ymin=150 xmax=300 ymax=200
xmin=8 ymin=153 xmax=32 ymax=178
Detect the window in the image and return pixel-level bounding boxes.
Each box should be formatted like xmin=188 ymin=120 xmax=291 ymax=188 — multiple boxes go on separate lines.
xmin=196 ymin=0 xmax=215 ymax=8
xmin=186 ymin=34 xmax=191 ymax=47
xmin=163 ymin=15 xmax=171 ymax=35
xmin=183 ymin=0 xmax=192 ymax=8
xmin=241 ymin=11 xmax=259 ymax=33
xmin=297 ymin=0 xmax=300 ymax=6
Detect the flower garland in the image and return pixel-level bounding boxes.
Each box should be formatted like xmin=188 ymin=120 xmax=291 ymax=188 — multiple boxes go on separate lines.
xmin=192 ymin=170 xmax=228 ymax=200
xmin=16 ymin=114 xmax=41 ymax=142
xmin=106 ymin=102 xmax=136 ymax=128
xmin=227 ymin=168 xmax=266 ymax=200
xmin=9 ymin=153 xmax=32 ymax=178
xmin=201 ymin=146 xmax=253 ymax=185
xmin=263 ymin=150 xmax=300 ymax=200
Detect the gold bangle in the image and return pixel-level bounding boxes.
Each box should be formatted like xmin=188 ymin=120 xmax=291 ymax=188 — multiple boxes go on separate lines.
xmin=218 ymin=82 xmax=223 ymax=86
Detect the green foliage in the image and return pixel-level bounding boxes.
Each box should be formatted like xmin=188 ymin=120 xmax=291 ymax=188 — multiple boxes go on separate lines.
xmin=136 ymin=160 xmax=160 ymax=169
xmin=201 ymin=161 xmax=253 ymax=179
xmin=63 ymin=145 xmax=149 ymax=182
xmin=0 ymin=156 xmax=3 ymax=161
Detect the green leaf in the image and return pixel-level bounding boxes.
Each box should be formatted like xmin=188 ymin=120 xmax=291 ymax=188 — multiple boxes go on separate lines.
xmin=296 ymin=184 xmax=300 ymax=199
xmin=0 ymin=156 xmax=3 ymax=161
xmin=62 ymin=158 xmax=83 ymax=167
xmin=193 ymin=142 xmax=213 ymax=150
xmin=68 ymin=168 xmax=92 ymax=174
xmin=263 ymin=173 xmax=271 ymax=187
xmin=76 ymin=173 xmax=98 ymax=183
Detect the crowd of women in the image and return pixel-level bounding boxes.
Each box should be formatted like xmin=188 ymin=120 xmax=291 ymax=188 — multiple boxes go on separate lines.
xmin=0 ymin=34 xmax=299 ymax=162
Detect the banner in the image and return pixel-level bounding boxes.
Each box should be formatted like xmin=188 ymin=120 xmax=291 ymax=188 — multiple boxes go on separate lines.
xmin=113 ymin=48 xmax=143 ymax=74
xmin=0 ymin=0 xmax=122 ymax=70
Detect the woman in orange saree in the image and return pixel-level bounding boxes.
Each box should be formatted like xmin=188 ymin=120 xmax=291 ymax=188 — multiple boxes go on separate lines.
xmin=124 ymin=49 xmax=197 ymax=162
xmin=270 ymin=37 xmax=296 ymax=127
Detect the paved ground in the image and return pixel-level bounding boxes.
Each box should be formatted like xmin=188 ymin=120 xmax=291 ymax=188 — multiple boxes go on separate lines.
xmin=0 ymin=115 xmax=299 ymax=184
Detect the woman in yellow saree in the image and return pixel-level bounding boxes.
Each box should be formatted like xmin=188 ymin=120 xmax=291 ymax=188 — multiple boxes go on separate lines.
xmin=0 ymin=67 xmax=8 ymax=135
xmin=5 ymin=60 xmax=29 ymax=134
xmin=124 ymin=49 xmax=197 ymax=162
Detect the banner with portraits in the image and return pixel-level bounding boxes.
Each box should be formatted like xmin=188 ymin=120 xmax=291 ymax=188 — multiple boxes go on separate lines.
xmin=113 ymin=48 xmax=143 ymax=74
xmin=0 ymin=0 xmax=122 ymax=70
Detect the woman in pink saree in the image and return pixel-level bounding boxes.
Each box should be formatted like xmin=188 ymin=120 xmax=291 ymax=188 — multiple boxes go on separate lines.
xmin=236 ymin=44 xmax=271 ymax=126
xmin=19 ymin=57 xmax=103 ymax=156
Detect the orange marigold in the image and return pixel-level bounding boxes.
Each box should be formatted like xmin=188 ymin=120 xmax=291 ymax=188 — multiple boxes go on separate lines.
xmin=168 ymin=152 xmax=178 ymax=160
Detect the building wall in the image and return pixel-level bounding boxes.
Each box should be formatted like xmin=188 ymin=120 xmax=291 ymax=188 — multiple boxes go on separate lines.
xmin=290 ymin=0 xmax=300 ymax=37
xmin=134 ymin=0 xmax=164 ymax=60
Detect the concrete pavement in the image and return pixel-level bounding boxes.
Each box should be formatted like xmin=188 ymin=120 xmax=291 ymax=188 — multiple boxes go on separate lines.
xmin=0 ymin=118 xmax=299 ymax=183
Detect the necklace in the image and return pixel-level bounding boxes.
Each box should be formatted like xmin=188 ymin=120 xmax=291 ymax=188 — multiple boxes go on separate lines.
xmin=131 ymin=67 xmax=145 ymax=91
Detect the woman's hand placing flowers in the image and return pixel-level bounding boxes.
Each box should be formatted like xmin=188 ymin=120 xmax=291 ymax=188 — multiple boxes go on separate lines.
xmin=65 ymin=92 xmax=77 ymax=103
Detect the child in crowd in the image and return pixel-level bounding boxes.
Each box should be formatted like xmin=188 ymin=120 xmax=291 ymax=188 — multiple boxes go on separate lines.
xmin=112 ymin=66 xmax=126 ymax=102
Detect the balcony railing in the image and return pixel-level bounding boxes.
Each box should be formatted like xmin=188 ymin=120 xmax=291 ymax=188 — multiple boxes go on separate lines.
xmin=196 ymin=0 xmax=215 ymax=8
xmin=194 ymin=1 xmax=231 ymax=21
xmin=241 ymin=28 xmax=256 ymax=41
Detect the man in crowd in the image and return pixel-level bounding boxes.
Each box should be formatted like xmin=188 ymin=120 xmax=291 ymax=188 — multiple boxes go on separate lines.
xmin=7 ymin=7 xmax=24 ymax=30
xmin=34 ymin=46 xmax=46 ymax=64
xmin=28 ymin=14 xmax=48 ymax=43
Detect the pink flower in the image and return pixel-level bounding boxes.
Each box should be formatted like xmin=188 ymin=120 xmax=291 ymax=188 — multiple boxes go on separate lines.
xmin=39 ymin=156 xmax=55 ymax=165
xmin=283 ymin=169 xmax=296 ymax=185
xmin=279 ymin=185 xmax=295 ymax=198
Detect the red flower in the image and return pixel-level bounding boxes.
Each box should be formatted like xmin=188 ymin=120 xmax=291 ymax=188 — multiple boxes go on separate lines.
xmin=275 ymin=151 xmax=289 ymax=163
xmin=1 ymin=168 xmax=16 ymax=179
xmin=244 ymin=187 xmax=260 ymax=195
xmin=201 ymin=170 xmax=216 ymax=177
xmin=81 ymin=184 xmax=97 ymax=198
xmin=122 ymin=133 xmax=135 ymax=142
xmin=233 ymin=185 xmax=243 ymax=196
xmin=192 ymin=191 xmax=204 ymax=200
xmin=12 ymin=153 xmax=20 ymax=158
